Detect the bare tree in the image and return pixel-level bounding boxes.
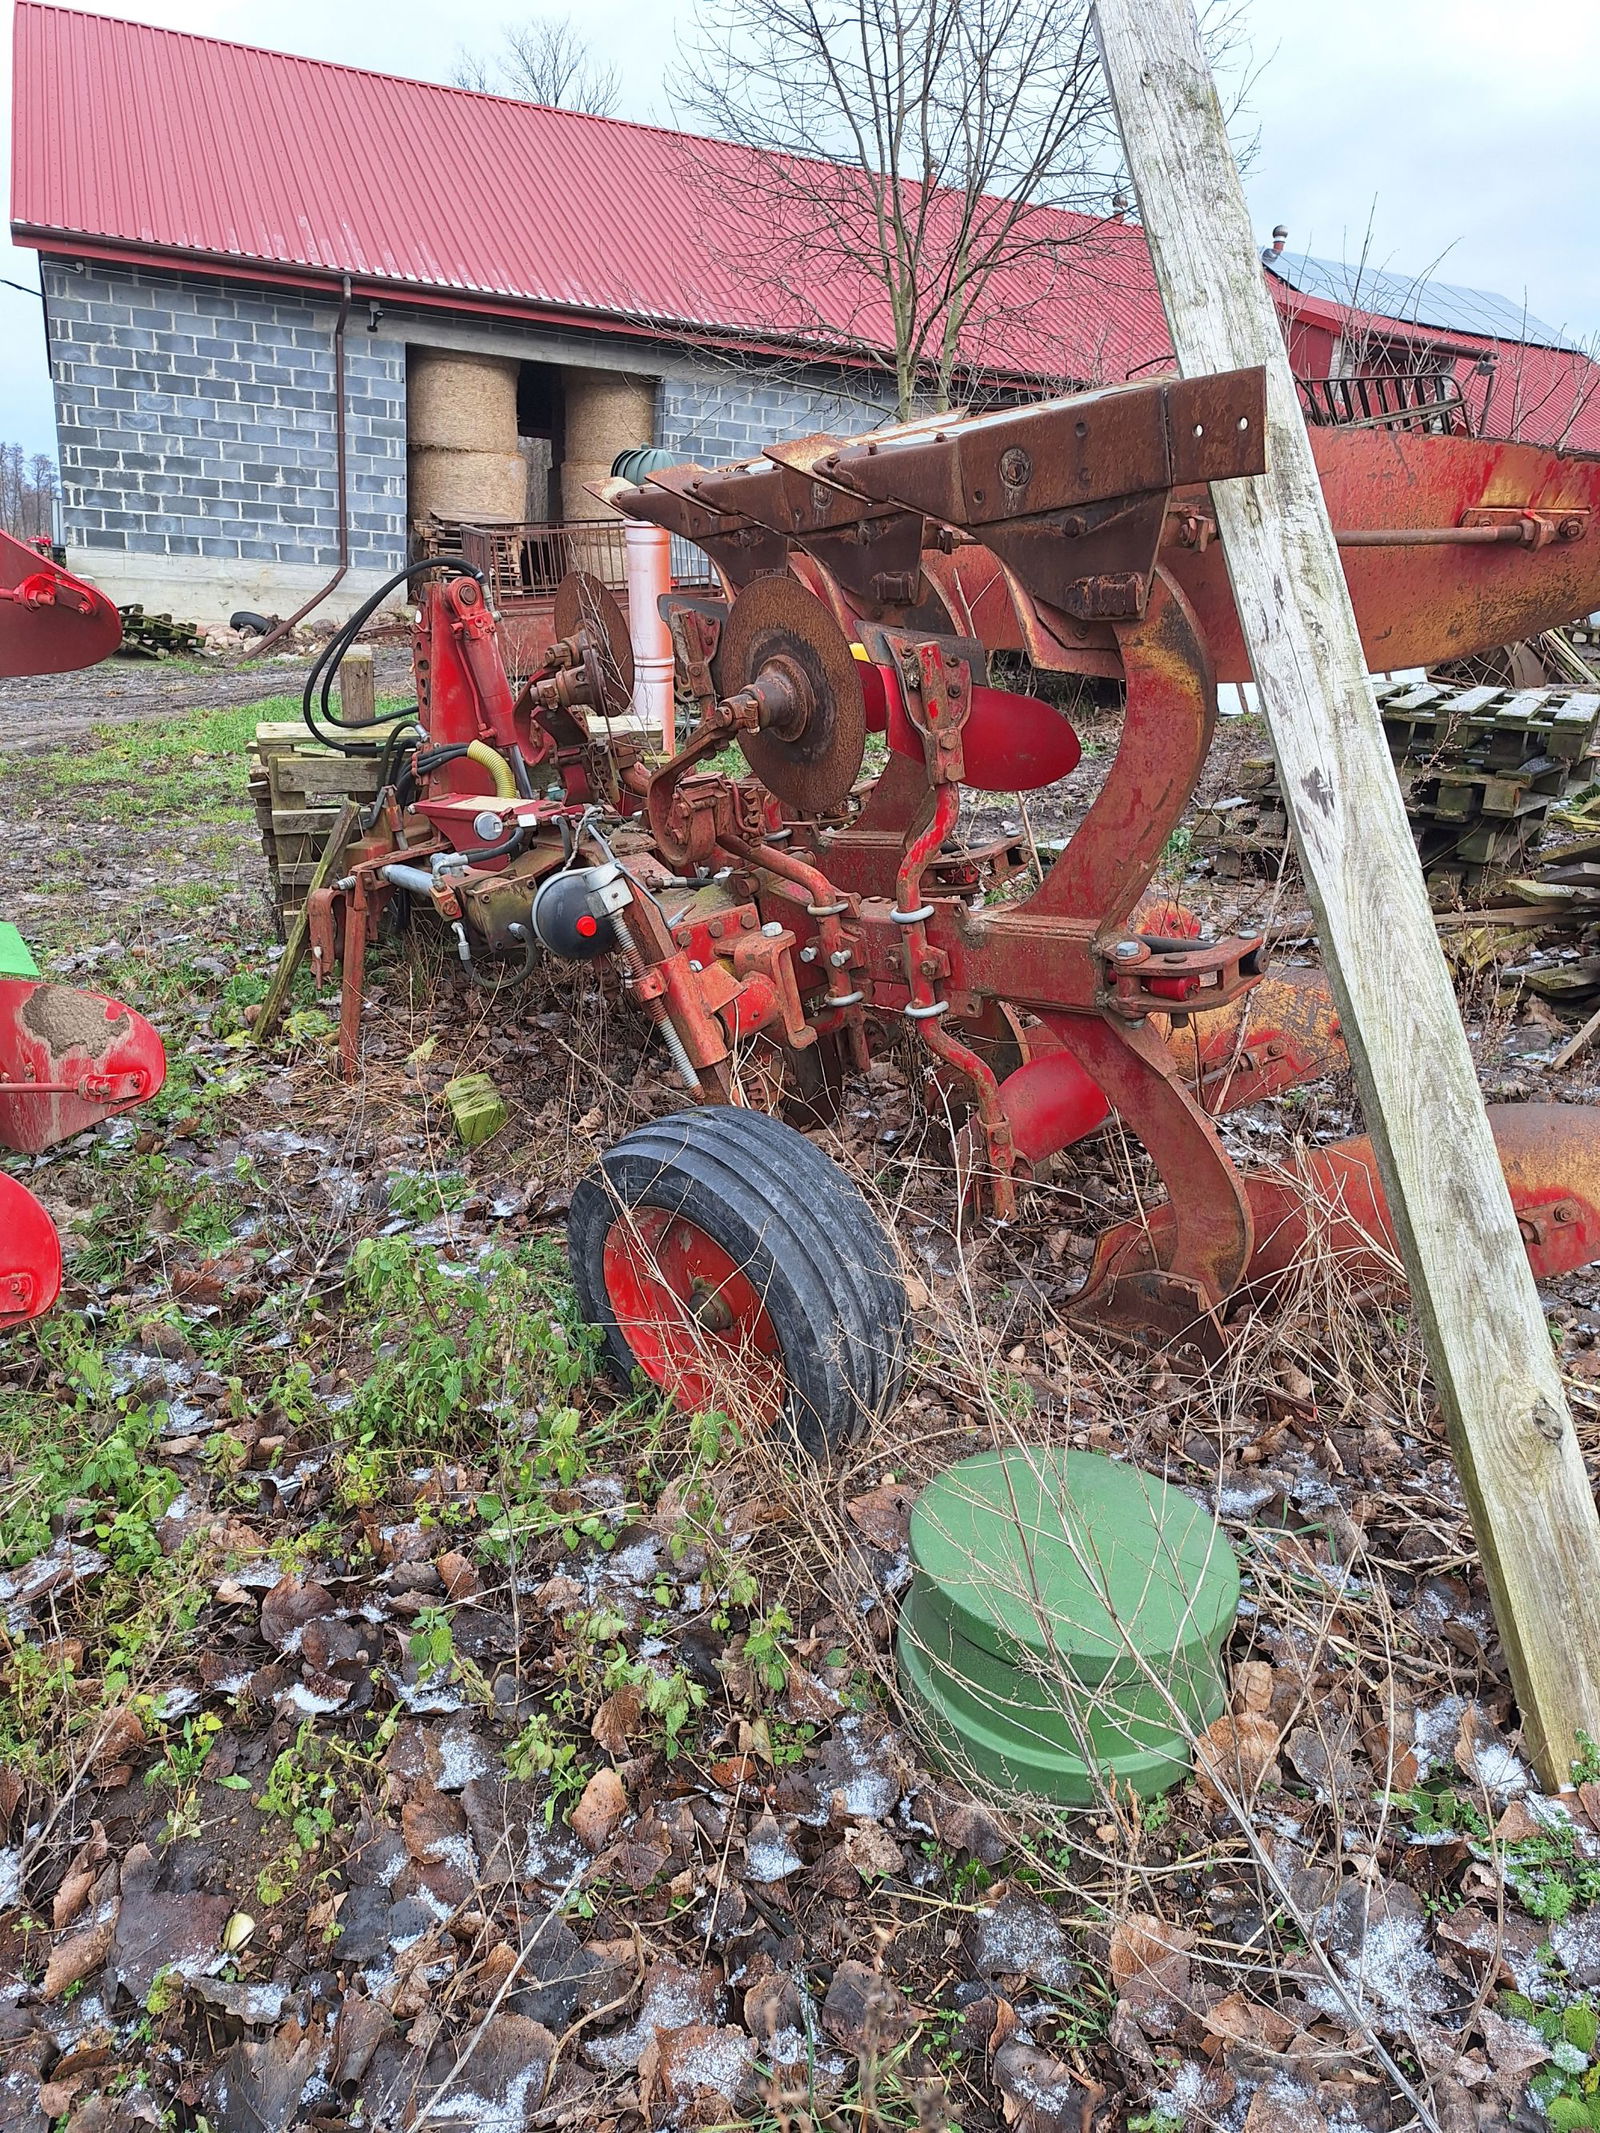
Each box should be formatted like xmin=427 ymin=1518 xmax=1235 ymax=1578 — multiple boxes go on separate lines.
xmin=0 ymin=445 xmax=56 ymax=542
xmin=452 ymin=15 xmax=620 ymax=115
xmin=673 ymin=0 xmax=1250 ymax=418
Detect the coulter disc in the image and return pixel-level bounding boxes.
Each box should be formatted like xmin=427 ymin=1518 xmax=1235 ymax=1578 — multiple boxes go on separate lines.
xmin=719 ymin=575 xmax=866 ymax=815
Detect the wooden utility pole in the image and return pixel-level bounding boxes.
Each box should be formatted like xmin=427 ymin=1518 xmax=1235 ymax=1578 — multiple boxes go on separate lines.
xmin=1092 ymin=0 xmax=1600 ymax=1787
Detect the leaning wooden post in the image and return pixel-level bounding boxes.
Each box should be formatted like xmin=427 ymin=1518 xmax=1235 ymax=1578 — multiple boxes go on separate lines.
xmin=1092 ymin=0 xmax=1600 ymax=1786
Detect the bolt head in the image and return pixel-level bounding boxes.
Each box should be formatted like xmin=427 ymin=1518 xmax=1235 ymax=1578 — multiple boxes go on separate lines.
xmin=761 ymin=921 xmax=784 ymax=938
xmin=799 ymin=944 xmax=818 ymax=962
xmin=1114 ymin=939 xmax=1141 ymax=959
xmin=829 ymin=949 xmax=851 ymax=967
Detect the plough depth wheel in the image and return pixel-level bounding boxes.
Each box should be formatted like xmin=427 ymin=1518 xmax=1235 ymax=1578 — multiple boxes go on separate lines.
xmin=568 ymin=1109 xmax=907 ymax=1457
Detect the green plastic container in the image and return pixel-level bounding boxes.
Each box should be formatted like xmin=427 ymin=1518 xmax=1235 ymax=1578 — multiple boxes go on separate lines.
xmin=896 ymin=1448 xmax=1239 ymax=1804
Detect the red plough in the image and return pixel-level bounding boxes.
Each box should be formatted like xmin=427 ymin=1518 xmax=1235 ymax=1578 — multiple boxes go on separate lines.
xmin=307 ymin=367 xmax=1600 ymax=1441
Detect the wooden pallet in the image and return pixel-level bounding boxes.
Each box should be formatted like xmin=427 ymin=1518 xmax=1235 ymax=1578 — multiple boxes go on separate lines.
xmin=1197 ymin=682 xmax=1600 ymax=891
xmin=250 ymin=721 xmax=384 ymax=918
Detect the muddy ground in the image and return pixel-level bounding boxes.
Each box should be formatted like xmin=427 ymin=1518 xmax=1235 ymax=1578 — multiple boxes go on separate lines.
xmin=2 ymin=663 xmax=1600 ymax=2133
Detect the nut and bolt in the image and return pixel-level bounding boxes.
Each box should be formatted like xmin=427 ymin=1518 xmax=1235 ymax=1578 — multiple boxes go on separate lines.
xmin=761 ymin=921 xmax=784 ymax=938
xmin=741 ymin=910 xmax=758 ymax=929
xmin=799 ymin=944 xmax=818 ymax=963
xmin=1114 ymin=940 xmax=1142 ymax=960
xmin=829 ymin=949 xmax=852 ymax=968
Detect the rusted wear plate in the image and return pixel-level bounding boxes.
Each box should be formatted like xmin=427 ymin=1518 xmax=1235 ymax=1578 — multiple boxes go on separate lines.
xmin=1169 ymin=425 xmax=1600 ymax=680
xmin=815 ymin=369 xmax=1267 ymax=527
xmin=0 ymin=979 xmax=167 ymax=1154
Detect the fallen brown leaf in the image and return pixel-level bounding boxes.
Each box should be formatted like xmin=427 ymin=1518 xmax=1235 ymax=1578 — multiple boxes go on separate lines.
xmin=572 ymin=1765 xmax=628 ymax=1851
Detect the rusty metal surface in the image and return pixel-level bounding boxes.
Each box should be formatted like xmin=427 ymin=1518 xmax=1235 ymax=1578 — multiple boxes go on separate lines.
xmin=551 ymin=570 xmax=635 ymax=721
xmin=1169 ymin=425 xmax=1600 ymax=679
xmin=820 ymin=370 xmax=1266 ymax=628
xmin=717 ymin=576 xmax=866 ymax=816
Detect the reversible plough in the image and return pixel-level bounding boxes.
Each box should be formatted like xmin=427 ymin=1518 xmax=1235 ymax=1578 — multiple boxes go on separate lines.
xmin=0 ymin=528 xmax=166 ymax=1325
xmin=291 ymin=363 xmax=1600 ymax=1447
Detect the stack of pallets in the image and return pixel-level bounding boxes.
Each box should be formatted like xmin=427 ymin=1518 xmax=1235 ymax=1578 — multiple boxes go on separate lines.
xmin=248 ymin=723 xmax=382 ymax=918
xmin=1195 ymin=680 xmax=1600 ymax=892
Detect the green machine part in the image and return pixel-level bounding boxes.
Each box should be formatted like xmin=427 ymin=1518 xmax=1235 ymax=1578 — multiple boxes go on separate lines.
xmin=0 ymin=924 xmax=41 ymax=981
xmin=896 ymin=1447 xmax=1240 ymax=1805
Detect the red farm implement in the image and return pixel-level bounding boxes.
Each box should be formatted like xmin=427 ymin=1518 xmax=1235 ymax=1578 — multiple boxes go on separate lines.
xmin=0 ymin=528 xmax=165 ymax=1327
xmin=301 ymin=367 xmax=1600 ymax=1447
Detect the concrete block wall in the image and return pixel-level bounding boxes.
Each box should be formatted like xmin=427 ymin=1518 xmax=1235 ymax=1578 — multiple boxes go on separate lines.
xmin=41 ymin=258 xmax=407 ymax=620
xmin=659 ymin=368 xmax=899 ymax=465
xmin=38 ymin=255 xmax=903 ymax=619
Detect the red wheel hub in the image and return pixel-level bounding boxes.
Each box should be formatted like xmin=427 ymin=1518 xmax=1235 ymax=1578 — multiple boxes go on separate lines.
xmin=601 ymin=1206 xmax=785 ymax=1425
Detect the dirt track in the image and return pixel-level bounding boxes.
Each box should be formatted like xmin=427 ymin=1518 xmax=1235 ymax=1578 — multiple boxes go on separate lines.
xmin=0 ymin=644 xmax=415 ymax=753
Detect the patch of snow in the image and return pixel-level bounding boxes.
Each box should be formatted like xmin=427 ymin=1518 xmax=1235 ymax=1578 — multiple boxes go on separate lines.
xmin=1216 ymin=1479 xmax=1277 ymax=1519
xmin=1411 ymin=1695 xmax=1469 ymax=1779
xmin=0 ymin=1850 xmax=22 ymax=1907
xmin=588 ymin=1973 xmax=724 ymax=2072
xmin=745 ymin=1827 xmax=803 ymax=1883
xmin=815 ymin=1716 xmax=899 ymax=1822
xmin=437 ymin=1722 xmax=489 ymax=1792
xmin=428 ymin=2060 xmax=546 ymax=2133
xmin=287 ymin=1681 xmax=348 ymax=1716
xmin=1309 ymin=1912 xmax=1452 ymax=2031
xmin=1464 ymin=1741 xmax=1534 ymax=1801
xmin=386 ymin=1669 xmax=465 ymax=1715
xmin=665 ymin=2028 xmax=754 ymax=2114
xmin=1147 ymin=2057 xmax=1211 ymax=2124
xmin=1553 ymin=1907 xmax=1600 ymax=1984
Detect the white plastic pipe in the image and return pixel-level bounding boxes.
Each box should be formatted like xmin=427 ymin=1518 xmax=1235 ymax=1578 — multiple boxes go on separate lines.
xmin=623 ymin=520 xmax=675 ymax=751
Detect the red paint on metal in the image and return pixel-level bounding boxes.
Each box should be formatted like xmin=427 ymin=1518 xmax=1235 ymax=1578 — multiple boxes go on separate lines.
xmin=874 ymin=660 xmax=1082 ymax=793
xmin=0 ymin=1172 xmax=62 ymax=1325
xmin=0 ymin=529 xmax=121 ymax=678
xmin=601 ymin=1207 xmax=785 ymax=1426
xmin=1170 ymin=424 xmax=1600 ymax=681
xmin=996 ymin=1050 xmax=1112 ymax=1164
xmin=0 ymin=979 xmax=166 ymax=1154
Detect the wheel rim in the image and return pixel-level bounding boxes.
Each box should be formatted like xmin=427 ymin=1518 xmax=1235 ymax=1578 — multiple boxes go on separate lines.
xmin=601 ymin=1206 xmax=786 ymax=1425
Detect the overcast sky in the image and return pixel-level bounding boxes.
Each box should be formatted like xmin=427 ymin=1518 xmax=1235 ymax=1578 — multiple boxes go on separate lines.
xmin=3 ymin=0 xmax=1597 ymax=460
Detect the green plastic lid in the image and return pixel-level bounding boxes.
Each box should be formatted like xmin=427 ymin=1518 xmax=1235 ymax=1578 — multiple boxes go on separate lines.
xmin=908 ymin=1448 xmax=1238 ymax=1679
xmin=897 ymin=1448 xmax=1240 ymax=1804
xmin=0 ymin=925 xmax=40 ymax=981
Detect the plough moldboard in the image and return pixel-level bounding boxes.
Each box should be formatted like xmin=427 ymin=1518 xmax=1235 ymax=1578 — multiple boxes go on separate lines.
xmin=294 ymin=364 xmax=1600 ymax=1443
xmin=0 ymin=529 xmax=167 ymax=1327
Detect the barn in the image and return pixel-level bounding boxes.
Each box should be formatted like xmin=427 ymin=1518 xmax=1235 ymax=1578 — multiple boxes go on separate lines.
xmin=10 ymin=3 xmax=1599 ymax=626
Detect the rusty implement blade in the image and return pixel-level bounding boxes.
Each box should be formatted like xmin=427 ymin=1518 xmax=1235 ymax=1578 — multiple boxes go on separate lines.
xmin=0 ymin=1172 xmax=62 ymax=1324
xmin=0 ymin=979 xmax=167 ymax=1154
xmin=1089 ymin=1101 xmax=1600 ymax=1316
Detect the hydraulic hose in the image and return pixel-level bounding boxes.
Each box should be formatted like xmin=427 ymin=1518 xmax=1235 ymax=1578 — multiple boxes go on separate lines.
xmin=300 ymin=556 xmax=483 ymax=758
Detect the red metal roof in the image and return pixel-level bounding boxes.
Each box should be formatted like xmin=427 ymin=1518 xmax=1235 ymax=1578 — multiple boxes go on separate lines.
xmin=9 ymin=2 xmax=1172 ymax=386
xmin=1269 ymin=279 xmax=1600 ymax=454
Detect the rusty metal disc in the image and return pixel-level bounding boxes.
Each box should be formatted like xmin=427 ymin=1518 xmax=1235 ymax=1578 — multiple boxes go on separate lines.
xmin=719 ymin=574 xmax=866 ymax=816
xmin=553 ymin=569 xmax=635 ymax=719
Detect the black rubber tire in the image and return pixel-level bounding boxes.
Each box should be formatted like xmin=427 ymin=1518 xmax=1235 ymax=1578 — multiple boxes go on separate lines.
xmin=568 ymin=1107 xmax=908 ymax=1457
